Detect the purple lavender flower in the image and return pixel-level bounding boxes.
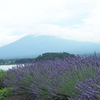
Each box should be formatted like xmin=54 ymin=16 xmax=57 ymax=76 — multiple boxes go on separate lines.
xmin=3 ymin=54 xmax=100 ymax=99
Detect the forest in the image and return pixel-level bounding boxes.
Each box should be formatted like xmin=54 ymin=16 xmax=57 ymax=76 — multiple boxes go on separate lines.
xmin=15 ymin=52 xmax=75 ymax=64
xmin=0 ymin=52 xmax=75 ymax=64
xmin=34 ymin=52 xmax=75 ymax=61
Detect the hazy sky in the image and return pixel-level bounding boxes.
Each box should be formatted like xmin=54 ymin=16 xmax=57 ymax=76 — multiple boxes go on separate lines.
xmin=0 ymin=0 xmax=100 ymax=47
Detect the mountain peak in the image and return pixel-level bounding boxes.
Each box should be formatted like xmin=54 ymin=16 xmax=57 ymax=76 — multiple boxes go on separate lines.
xmin=0 ymin=35 xmax=100 ymax=59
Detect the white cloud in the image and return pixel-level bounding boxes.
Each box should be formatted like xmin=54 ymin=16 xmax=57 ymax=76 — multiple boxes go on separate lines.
xmin=0 ymin=35 xmax=25 ymax=47
xmin=0 ymin=0 xmax=100 ymax=47
xmin=31 ymin=24 xmax=99 ymax=43
xmin=0 ymin=0 xmax=72 ymax=26
xmin=82 ymin=4 xmax=100 ymax=24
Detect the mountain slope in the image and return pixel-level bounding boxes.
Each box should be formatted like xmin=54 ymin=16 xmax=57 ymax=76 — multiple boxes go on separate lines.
xmin=0 ymin=35 xmax=100 ymax=59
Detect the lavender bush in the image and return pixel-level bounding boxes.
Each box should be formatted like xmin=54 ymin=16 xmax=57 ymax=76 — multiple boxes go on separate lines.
xmin=3 ymin=54 xmax=100 ymax=100
xmin=69 ymin=76 xmax=100 ymax=100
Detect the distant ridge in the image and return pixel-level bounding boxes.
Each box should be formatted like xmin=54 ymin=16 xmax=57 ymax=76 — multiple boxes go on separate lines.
xmin=0 ymin=34 xmax=100 ymax=59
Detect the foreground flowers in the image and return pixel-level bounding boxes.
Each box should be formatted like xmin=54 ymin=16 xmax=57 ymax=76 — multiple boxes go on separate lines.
xmin=3 ymin=55 xmax=100 ymax=100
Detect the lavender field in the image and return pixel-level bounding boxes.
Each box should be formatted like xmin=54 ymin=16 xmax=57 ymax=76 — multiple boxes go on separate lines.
xmin=1 ymin=54 xmax=100 ymax=100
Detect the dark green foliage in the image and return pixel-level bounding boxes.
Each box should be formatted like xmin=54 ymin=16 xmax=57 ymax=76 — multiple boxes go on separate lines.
xmin=0 ymin=70 xmax=12 ymax=100
xmin=34 ymin=52 xmax=75 ymax=61
xmin=0 ymin=59 xmax=15 ymax=65
xmin=0 ymin=87 xmax=13 ymax=100
xmin=14 ymin=52 xmax=75 ymax=64
xmin=0 ymin=59 xmax=5 ymax=65
xmin=0 ymin=70 xmax=6 ymax=89
xmin=52 ymin=93 xmax=71 ymax=100
xmin=15 ymin=58 xmax=34 ymax=64
xmin=0 ymin=52 xmax=75 ymax=64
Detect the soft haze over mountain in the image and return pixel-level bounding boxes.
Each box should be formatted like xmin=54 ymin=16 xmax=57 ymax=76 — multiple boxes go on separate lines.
xmin=0 ymin=0 xmax=100 ymax=48
xmin=0 ymin=35 xmax=100 ymax=59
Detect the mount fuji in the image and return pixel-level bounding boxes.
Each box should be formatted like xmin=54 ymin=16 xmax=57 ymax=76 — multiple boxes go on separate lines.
xmin=0 ymin=34 xmax=100 ymax=59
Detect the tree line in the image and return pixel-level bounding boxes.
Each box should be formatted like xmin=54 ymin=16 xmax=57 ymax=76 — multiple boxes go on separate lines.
xmin=34 ymin=52 xmax=75 ymax=61
xmin=0 ymin=52 xmax=76 ymax=64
